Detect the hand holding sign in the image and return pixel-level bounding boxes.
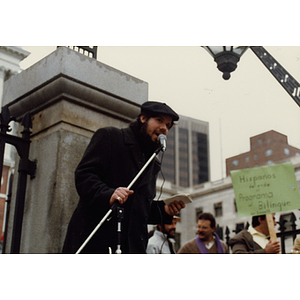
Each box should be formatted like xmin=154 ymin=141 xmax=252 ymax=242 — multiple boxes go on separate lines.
xmin=231 ymin=162 xmax=300 ymax=253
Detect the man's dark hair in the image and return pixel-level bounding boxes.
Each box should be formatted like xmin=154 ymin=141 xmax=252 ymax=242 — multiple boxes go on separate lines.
xmin=129 ymin=115 xmax=143 ymax=127
xmin=131 ymin=112 xmax=175 ymax=127
xmin=252 ymin=215 xmax=266 ymax=227
xmin=198 ymin=212 xmax=216 ymax=228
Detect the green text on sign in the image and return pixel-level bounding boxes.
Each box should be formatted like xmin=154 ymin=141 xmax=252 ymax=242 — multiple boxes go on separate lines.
xmin=230 ymin=162 xmax=300 ymax=217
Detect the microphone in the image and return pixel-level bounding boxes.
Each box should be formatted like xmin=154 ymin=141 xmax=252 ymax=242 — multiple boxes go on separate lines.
xmin=158 ymin=134 xmax=167 ymax=152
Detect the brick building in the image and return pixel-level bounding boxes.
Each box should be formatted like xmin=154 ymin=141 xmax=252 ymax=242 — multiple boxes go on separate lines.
xmin=226 ymin=130 xmax=300 ymax=176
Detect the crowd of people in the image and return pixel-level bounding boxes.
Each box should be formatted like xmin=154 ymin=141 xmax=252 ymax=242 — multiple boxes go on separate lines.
xmin=62 ymin=100 xmax=300 ymax=254
xmin=147 ymin=211 xmax=299 ymax=254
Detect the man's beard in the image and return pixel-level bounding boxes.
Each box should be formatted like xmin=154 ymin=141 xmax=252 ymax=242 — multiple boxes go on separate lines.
xmin=167 ymin=229 xmax=175 ymax=239
xmin=161 ymin=226 xmax=175 ymax=238
xmin=139 ymin=121 xmax=160 ymax=154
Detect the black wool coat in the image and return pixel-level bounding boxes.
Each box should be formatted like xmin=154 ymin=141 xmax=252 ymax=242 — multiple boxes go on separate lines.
xmin=62 ymin=126 xmax=172 ymax=254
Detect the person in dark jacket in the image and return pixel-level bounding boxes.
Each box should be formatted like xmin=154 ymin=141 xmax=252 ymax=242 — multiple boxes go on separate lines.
xmin=228 ymin=214 xmax=280 ymax=254
xmin=62 ymin=101 xmax=185 ymax=254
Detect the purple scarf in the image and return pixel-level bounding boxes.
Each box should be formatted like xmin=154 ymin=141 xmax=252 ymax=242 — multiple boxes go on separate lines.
xmin=196 ymin=233 xmax=225 ymax=254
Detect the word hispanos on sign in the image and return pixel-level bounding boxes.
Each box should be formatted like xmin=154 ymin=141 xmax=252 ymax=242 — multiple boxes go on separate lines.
xmin=239 ymin=173 xmax=276 ymax=184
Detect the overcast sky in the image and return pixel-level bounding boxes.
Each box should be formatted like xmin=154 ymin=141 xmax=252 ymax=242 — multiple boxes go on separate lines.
xmin=3 ymin=0 xmax=300 ymax=185
xmin=19 ymin=46 xmax=300 ymax=181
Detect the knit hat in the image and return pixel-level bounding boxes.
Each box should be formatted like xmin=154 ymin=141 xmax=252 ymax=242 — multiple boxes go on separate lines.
xmin=140 ymin=101 xmax=179 ymax=122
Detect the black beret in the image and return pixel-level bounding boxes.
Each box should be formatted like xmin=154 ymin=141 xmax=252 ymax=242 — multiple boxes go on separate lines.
xmin=140 ymin=101 xmax=179 ymax=122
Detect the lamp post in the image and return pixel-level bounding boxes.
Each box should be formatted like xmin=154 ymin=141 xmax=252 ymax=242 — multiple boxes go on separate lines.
xmin=202 ymin=46 xmax=300 ymax=107
xmin=202 ymin=46 xmax=249 ymax=80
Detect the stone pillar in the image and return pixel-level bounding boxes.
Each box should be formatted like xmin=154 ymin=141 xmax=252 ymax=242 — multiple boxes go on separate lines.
xmin=2 ymin=47 xmax=148 ymax=253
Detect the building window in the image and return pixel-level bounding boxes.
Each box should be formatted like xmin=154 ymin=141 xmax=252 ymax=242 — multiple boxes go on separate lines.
xmin=192 ymin=132 xmax=209 ymax=185
xmin=266 ymin=160 xmax=273 ymax=165
xmin=179 ymin=128 xmax=189 ymax=187
xmin=245 ymin=156 xmax=249 ymax=163
xmin=254 ymin=154 xmax=258 ymax=160
xmin=258 ymin=138 xmax=262 ymax=145
xmin=232 ymin=159 xmax=239 ymax=166
xmin=284 ymin=148 xmax=290 ymax=156
xmin=160 ymin=128 xmax=176 ymax=184
xmin=214 ymin=202 xmax=223 ymax=217
xmin=195 ymin=207 xmax=203 ymax=222
xmin=215 ymin=225 xmax=223 ymax=240
xmin=265 ymin=149 xmax=273 ymax=156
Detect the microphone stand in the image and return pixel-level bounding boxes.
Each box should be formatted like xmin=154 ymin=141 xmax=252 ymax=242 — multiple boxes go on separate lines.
xmin=75 ymin=146 xmax=163 ymax=254
xmin=115 ymin=206 xmax=124 ymax=254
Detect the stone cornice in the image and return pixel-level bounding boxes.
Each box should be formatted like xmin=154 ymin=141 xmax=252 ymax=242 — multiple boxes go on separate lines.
xmin=0 ymin=46 xmax=30 ymax=60
xmin=190 ymin=180 xmax=233 ymax=198
xmin=2 ymin=47 xmax=148 ymax=121
xmin=3 ymin=74 xmax=141 ymax=122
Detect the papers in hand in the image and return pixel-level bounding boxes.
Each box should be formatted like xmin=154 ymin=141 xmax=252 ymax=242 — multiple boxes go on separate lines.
xmin=163 ymin=194 xmax=193 ymax=206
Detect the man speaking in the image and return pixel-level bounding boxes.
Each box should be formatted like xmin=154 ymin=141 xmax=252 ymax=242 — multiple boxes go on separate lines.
xmin=62 ymin=101 xmax=185 ymax=254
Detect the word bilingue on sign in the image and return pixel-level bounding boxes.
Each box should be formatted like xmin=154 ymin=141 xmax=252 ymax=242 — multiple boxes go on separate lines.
xmin=231 ymin=162 xmax=300 ymax=217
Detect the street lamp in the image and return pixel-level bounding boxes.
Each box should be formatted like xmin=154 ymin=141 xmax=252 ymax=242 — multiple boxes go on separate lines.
xmin=203 ymin=46 xmax=300 ymax=107
xmin=202 ymin=46 xmax=249 ymax=80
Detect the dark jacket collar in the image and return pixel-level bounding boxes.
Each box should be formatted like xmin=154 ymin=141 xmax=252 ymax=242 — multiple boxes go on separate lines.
xmin=122 ymin=125 xmax=161 ymax=176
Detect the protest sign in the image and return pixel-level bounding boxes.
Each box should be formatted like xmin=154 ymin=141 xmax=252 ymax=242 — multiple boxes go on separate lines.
xmin=231 ymin=162 xmax=300 ymax=217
